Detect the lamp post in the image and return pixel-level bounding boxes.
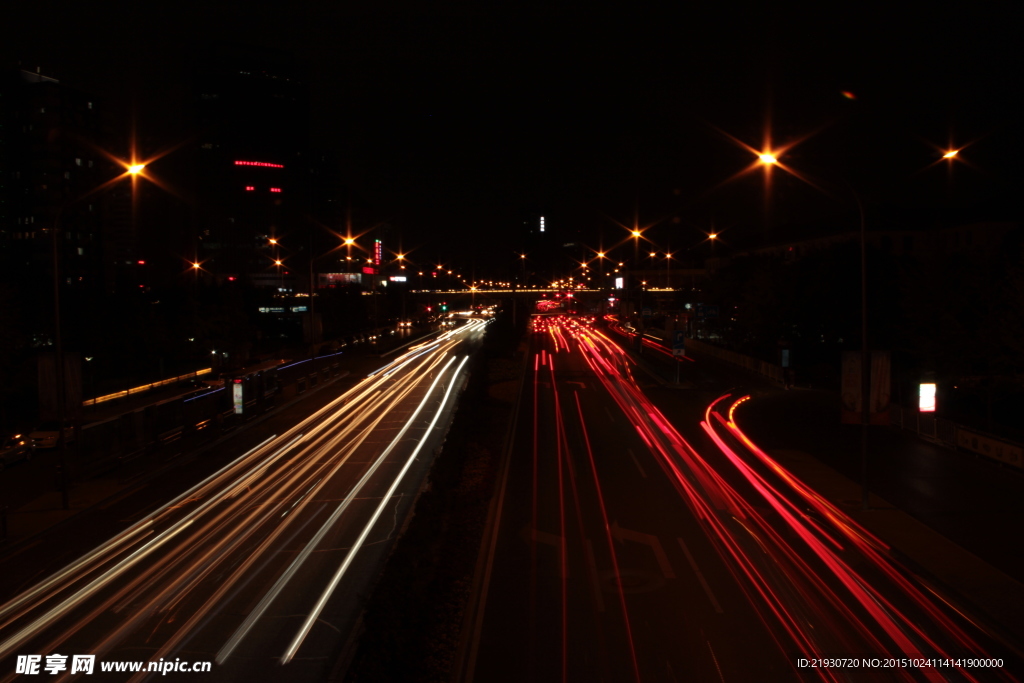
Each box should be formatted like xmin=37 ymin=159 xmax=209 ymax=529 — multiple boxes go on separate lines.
xmin=304 ymin=234 xmax=352 ymax=360
xmin=853 ymin=189 xmax=870 ymax=511
xmin=50 ymin=160 xmax=145 ymax=509
xmin=631 ymin=229 xmax=641 ymax=322
xmin=754 ymin=143 xmax=873 ymax=509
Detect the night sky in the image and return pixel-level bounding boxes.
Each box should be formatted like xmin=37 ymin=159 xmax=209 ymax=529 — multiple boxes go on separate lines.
xmin=4 ymin=1 xmax=1021 ymax=271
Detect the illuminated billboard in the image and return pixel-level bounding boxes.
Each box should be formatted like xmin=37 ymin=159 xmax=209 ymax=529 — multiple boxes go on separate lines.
xmin=919 ymin=383 xmax=936 ymax=412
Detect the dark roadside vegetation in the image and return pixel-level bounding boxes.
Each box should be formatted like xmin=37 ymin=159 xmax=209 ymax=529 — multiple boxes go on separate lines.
xmin=344 ymin=306 xmax=527 ymax=683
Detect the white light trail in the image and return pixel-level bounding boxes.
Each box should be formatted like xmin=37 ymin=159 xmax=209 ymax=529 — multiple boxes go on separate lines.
xmin=218 ymin=355 xmax=460 ymax=665
xmin=281 ymin=354 xmax=470 ymax=664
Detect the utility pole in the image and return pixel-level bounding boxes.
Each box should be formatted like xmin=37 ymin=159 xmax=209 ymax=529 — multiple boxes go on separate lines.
xmin=308 ymin=231 xmax=318 ymax=364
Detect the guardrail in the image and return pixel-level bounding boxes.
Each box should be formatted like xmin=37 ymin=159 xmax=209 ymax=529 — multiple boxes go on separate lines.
xmin=682 ymin=336 xmax=785 ymax=384
xmin=889 ymin=404 xmax=1024 ymax=470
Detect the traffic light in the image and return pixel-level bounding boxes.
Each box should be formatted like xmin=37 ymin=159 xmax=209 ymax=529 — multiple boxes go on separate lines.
xmin=440 ymin=302 xmax=448 ymax=311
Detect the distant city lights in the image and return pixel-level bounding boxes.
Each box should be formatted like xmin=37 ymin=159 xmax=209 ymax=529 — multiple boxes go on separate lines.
xmin=234 ymin=161 xmax=284 ymax=168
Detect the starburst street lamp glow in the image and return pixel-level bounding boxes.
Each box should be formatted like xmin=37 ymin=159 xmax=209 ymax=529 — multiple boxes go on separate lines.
xmin=711 ymin=121 xmax=820 ymax=194
xmin=631 ymin=230 xmax=641 ymax=238
xmin=127 ymin=163 xmax=146 ymax=175
xmin=942 ymin=149 xmax=959 ymax=159
xmin=709 ymin=233 xmax=718 ymax=240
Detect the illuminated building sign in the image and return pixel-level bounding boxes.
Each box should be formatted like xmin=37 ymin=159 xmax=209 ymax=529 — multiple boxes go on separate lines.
xmin=374 ymin=239 xmax=382 ymax=266
xmin=270 ymin=187 xmax=281 ymax=193
xmin=614 ymin=277 xmax=624 ymax=289
xmin=234 ymin=161 xmax=284 ymax=168
xmin=362 ymin=266 xmax=377 ymax=275
xmin=319 ymin=273 xmax=361 ymax=286
xmin=389 ymin=276 xmax=407 ymax=282
xmin=233 ymin=380 xmax=244 ymax=414
xmin=919 ymin=383 xmax=936 ymax=412
xmin=540 ymin=216 xmax=545 ymax=232
xmin=245 ymin=186 xmax=254 ymax=191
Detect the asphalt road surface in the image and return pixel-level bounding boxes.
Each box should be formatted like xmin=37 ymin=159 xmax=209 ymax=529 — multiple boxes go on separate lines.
xmin=464 ymin=315 xmax=1018 ymax=683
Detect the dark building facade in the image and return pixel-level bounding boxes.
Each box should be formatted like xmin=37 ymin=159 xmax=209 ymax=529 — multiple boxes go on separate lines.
xmin=0 ymin=66 xmax=103 ymax=338
xmin=189 ymin=43 xmax=313 ymax=288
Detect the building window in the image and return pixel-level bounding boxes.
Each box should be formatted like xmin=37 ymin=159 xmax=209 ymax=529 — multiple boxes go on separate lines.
xmin=65 ymin=171 xmax=70 ymax=179
xmin=77 ymin=247 xmax=84 ymax=256
xmin=75 ymin=158 xmax=82 ymax=166
xmin=87 ymin=102 xmax=93 ymax=109
xmin=88 ymin=160 xmax=93 ymax=168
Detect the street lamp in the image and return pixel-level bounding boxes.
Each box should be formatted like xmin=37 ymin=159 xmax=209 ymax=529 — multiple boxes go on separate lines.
xmin=49 ymin=153 xmax=153 ymax=509
xmin=742 ymin=130 xmax=875 ymax=509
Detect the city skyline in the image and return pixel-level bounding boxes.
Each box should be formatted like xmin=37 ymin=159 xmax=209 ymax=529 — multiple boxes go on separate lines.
xmin=3 ymin=3 xmax=1020 ymax=273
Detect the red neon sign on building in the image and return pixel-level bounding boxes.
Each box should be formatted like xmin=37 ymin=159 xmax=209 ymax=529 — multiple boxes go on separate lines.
xmin=234 ymin=161 xmax=284 ymax=168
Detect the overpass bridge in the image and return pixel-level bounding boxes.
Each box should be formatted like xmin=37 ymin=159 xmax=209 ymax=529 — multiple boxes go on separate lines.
xmin=407 ymin=287 xmax=683 ymax=314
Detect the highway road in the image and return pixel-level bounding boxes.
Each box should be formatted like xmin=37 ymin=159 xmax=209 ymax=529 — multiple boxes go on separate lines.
xmin=0 ymin=318 xmax=489 ymax=682
xmin=464 ymin=315 xmax=1018 ymax=683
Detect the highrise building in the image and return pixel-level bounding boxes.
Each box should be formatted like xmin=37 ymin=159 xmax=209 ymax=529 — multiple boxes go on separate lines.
xmin=188 ymin=43 xmax=312 ymax=287
xmin=0 ymin=66 xmax=103 ymax=336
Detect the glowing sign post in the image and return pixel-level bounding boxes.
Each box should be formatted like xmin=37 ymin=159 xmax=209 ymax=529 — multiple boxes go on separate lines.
xmin=374 ymin=239 xmax=382 ymax=266
xmin=232 ymin=379 xmax=244 ymax=415
xmin=919 ymin=383 xmax=937 ymax=413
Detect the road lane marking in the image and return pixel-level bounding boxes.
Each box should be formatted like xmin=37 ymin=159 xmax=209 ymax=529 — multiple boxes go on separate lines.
xmin=583 ymin=539 xmax=605 ymax=612
xmin=611 ymin=522 xmax=674 ymax=579
xmin=707 ymin=639 xmax=726 ymax=682
xmin=627 ymin=448 xmax=646 ymax=478
xmin=676 ymin=537 xmax=724 ymax=614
